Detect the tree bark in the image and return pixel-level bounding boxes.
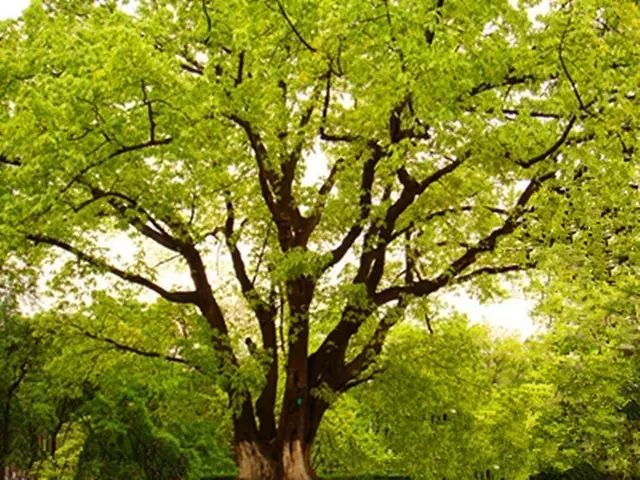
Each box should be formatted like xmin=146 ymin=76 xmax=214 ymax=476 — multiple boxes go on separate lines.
xmin=280 ymin=438 xmax=317 ymax=480
xmin=236 ymin=440 xmax=278 ymax=480
xmin=233 ymin=378 xmax=328 ymax=479
xmin=235 ymin=436 xmax=318 ymax=480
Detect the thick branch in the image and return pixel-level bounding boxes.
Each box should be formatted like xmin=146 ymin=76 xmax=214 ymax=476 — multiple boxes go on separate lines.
xmin=424 ymin=0 xmax=444 ymax=45
xmin=302 ymin=157 xmax=344 ymax=240
xmin=223 ymin=195 xmax=278 ymax=439
xmin=325 ymin=145 xmax=384 ymax=269
xmin=375 ymin=171 xmax=555 ymax=304
xmin=227 ymin=115 xmax=280 ymax=220
xmin=235 ymin=51 xmax=245 ymax=87
xmin=341 ymin=305 xmax=405 ymax=390
xmin=382 ymin=155 xmax=467 ymax=238
xmin=453 ymin=262 xmax=535 ymax=284
xmin=224 ymin=194 xmax=255 ymax=295
xmin=390 ymin=205 xmax=507 ymax=243
xmin=7 ymin=361 xmax=29 ymax=400
xmin=85 ymin=186 xmax=192 ymax=254
xmin=468 ymin=73 xmax=535 ymax=98
xmin=319 ymin=68 xmax=362 ymax=143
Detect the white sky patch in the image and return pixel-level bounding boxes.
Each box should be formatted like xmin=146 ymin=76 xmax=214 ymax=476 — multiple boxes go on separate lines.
xmin=0 ymin=0 xmax=30 ymax=20
xmin=443 ymin=290 xmax=539 ymax=339
xmin=119 ymin=0 xmax=139 ymax=16
xmin=302 ymin=141 xmax=330 ymax=187
xmin=0 ymin=1 xmax=139 ymax=20
xmin=508 ymin=0 xmax=552 ymax=28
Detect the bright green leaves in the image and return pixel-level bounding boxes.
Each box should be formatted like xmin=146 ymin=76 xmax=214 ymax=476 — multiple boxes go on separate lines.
xmin=2 ymin=0 xmax=637 ymax=317
xmin=0 ymin=1 xmax=639 ymax=476
xmin=321 ymin=318 xmax=538 ymax=479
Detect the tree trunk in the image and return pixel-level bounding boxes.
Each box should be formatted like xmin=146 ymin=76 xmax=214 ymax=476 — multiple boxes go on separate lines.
xmin=235 ymin=438 xmax=317 ymax=480
xmin=234 ymin=276 xmax=326 ymax=479
xmin=236 ymin=440 xmax=278 ymax=480
xmin=234 ymin=396 xmax=326 ymax=480
xmin=280 ymin=438 xmax=316 ymax=480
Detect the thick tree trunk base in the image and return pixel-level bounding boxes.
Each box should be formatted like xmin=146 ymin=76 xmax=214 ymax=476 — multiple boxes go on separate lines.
xmin=236 ymin=440 xmax=317 ymax=480
xmin=236 ymin=441 xmax=278 ymax=480
xmin=281 ymin=440 xmax=317 ymax=480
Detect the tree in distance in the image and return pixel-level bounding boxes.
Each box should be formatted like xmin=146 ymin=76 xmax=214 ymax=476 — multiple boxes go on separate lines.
xmin=1 ymin=0 xmax=638 ymax=478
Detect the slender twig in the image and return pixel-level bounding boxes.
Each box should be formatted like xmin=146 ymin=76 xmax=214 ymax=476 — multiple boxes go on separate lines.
xmin=26 ymin=233 xmax=198 ymax=304
xmin=275 ymin=0 xmax=317 ymax=53
xmin=79 ymin=328 xmax=204 ymax=374
xmin=140 ymin=80 xmax=156 ymax=142
xmin=202 ymin=0 xmax=213 ymax=45
xmin=516 ymin=115 xmax=576 ymax=168
xmin=0 ymin=154 xmax=21 ymax=166
xmin=558 ymin=20 xmax=590 ymax=113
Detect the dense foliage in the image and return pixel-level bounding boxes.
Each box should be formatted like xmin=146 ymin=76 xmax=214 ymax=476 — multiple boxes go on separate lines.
xmin=3 ymin=297 xmax=640 ymax=479
xmin=1 ymin=0 xmax=639 ymax=478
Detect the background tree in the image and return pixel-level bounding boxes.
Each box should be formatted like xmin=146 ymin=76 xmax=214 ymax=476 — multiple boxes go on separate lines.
xmin=32 ymin=296 xmax=237 ymax=479
xmin=1 ymin=0 xmax=639 ymax=478
xmin=0 ymin=293 xmax=62 ymax=478
xmin=315 ymin=318 xmax=540 ymax=480
xmin=527 ymin=277 xmax=640 ymax=478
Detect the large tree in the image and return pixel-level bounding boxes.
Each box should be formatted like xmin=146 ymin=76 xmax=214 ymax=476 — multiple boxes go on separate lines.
xmin=1 ymin=0 xmax=638 ymax=478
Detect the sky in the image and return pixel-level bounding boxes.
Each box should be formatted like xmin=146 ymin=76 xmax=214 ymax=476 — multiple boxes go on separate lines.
xmin=0 ymin=0 xmax=540 ymax=338
xmin=0 ymin=1 xmax=28 ymax=20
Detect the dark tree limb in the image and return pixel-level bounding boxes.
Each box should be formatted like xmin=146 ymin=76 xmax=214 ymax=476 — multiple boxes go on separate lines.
xmin=303 ymin=157 xmax=344 ymax=239
xmin=62 ymin=134 xmax=172 ymax=194
xmin=227 ymin=114 xmax=279 ymax=220
xmin=314 ymin=152 xmax=467 ymax=380
xmin=319 ymin=66 xmax=364 ymax=143
xmin=251 ymin=224 xmax=271 ymax=285
xmin=235 ymin=51 xmax=245 ymax=87
xmin=224 ymin=193 xmax=256 ymax=296
xmin=140 ymin=80 xmax=157 ymax=142
xmin=374 ymin=171 xmax=556 ymax=305
xmin=425 ymin=0 xmax=444 ymax=45
xmin=558 ymin=20 xmax=589 ymax=112
xmin=340 ymin=305 xmax=405 ymax=390
xmin=515 ymin=115 xmax=576 ymax=168
xmin=79 ymin=329 xmax=204 ymax=374
xmin=500 ymin=108 xmax=562 ymax=119
xmin=0 ymin=154 xmax=21 ymax=166
xmin=453 ymin=262 xmax=535 ymax=284
xmin=376 ymin=154 xmax=468 ymax=256
xmin=201 ymin=0 xmax=213 ymax=45
xmin=179 ymin=48 xmax=205 ymax=75
xmin=342 ymin=367 xmax=385 ymax=391
xmin=468 ymin=73 xmax=536 ymax=98
xmin=25 ymin=234 xmax=198 ymax=304
xmin=83 ymin=186 xmax=182 ymax=248
xmin=389 ymin=205 xmax=508 ymax=243
xmin=324 ymin=145 xmax=384 ymax=270
xmin=275 ymin=0 xmax=317 ymax=53
xmin=222 ymin=194 xmax=278 ymax=440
